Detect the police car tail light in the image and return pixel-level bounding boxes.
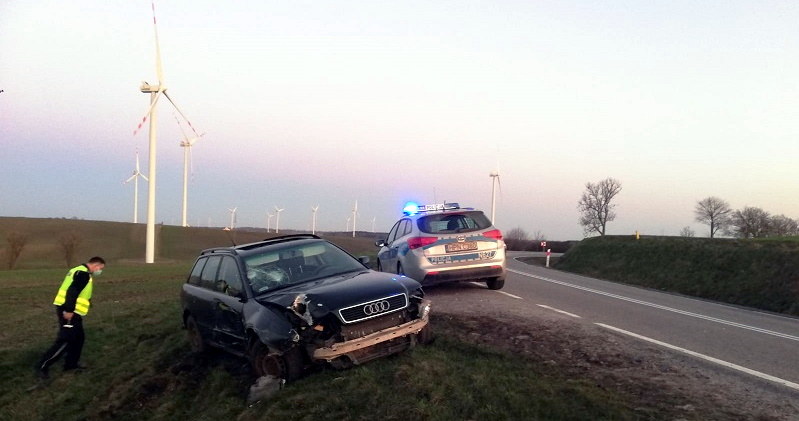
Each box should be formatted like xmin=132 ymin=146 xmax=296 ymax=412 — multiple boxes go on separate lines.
xmin=407 ymin=237 xmax=437 ymax=249
xmin=483 ymin=229 xmax=503 ymax=240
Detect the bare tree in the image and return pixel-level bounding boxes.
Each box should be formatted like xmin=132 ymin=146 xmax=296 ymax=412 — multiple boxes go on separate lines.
xmin=504 ymin=227 xmax=530 ymax=251
xmin=679 ymin=226 xmax=695 ymax=237
xmin=59 ymin=231 xmax=83 ymax=267
xmin=5 ymin=232 xmax=27 ymax=269
xmin=694 ymin=197 xmax=732 ymax=238
xmin=577 ymin=177 xmax=622 ymax=236
xmin=729 ymin=207 xmax=771 ymax=238
xmin=769 ymin=214 xmax=798 ymax=237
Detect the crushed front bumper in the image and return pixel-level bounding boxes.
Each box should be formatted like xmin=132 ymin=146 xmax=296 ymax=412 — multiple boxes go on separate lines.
xmin=312 ymin=299 xmax=431 ymax=364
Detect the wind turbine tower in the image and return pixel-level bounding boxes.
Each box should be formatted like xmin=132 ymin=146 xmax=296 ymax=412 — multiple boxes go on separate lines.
xmin=266 ymin=212 xmax=274 ymax=232
xmin=274 ymin=206 xmax=284 ymax=233
xmin=490 ymin=171 xmax=501 ymax=224
xmin=227 ymin=207 xmax=238 ymax=230
xmin=351 ymin=200 xmax=358 ymax=238
xmin=134 ymin=2 xmax=202 ymax=263
xmin=176 ymin=116 xmax=205 ymax=227
xmin=311 ymin=205 xmax=319 ymax=235
xmin=124 ymin=149 xmax=149 ymax=223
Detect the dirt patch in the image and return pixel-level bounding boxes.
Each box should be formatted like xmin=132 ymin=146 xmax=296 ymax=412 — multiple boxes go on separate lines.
xmin=425 ymin=282 xmax=799 ymax=421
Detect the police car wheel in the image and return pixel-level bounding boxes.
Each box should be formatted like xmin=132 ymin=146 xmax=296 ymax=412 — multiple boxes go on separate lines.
xmin=486 ymin=278 xmax=505 ymax=290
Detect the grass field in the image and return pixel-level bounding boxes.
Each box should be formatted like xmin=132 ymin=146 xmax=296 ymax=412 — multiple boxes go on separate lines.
xmin=0 ymin=263 xmax=656 ymax=421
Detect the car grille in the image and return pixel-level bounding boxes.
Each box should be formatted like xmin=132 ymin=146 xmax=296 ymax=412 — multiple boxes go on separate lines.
xmin=338 ymin=293 xmax=408 ymax=324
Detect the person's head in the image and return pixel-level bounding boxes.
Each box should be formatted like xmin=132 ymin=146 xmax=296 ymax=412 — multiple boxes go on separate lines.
xmin=86 ymin=256 xmax=106 ymax=276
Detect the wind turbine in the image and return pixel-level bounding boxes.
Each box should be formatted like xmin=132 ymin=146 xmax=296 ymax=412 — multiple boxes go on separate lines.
xmin=351 ymin=200 xmax=359 ymax=237
xmin=266 ymin=212 xmax=274 ymax=232
xmin=133 ymin=1 xmax=202 ymax=263
xmin=175 ymin=115 xmax=205 ymax=227
xmin=311 ymin=205 xmax=319 ymax=235
xmin=274 ymin=206 xmax=284 ymax=233
xmin=124 ymin=149 xmax=149 ymax=224
xmin=489 ymin=170 xmax=501 ymax=224
xmin=227 ymin=207 xmax=237 ymax=230
xmin=371 ymin=216 xmax=376 ymax=232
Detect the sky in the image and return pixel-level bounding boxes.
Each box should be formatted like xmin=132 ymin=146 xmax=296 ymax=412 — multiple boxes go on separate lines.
xmin=2 ymin=1 xmax=799 ymax=240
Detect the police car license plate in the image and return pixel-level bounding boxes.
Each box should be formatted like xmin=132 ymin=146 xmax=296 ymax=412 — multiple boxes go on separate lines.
xmin=445 ymin=241 xmax=477 ymax=253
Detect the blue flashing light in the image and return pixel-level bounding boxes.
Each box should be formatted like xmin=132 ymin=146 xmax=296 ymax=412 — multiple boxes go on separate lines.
xmin=403 ymin=202 xmax=420 ymax=215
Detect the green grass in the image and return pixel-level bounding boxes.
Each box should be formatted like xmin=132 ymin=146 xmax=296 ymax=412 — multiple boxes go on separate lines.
xmin=1 ymin=264 xmax=666 ymax=421
xmin=555 ymin=236 xmax=799 ymax=316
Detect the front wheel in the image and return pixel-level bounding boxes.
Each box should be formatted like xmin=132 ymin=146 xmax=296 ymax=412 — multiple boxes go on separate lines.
xmin=416 ymin=324 xmax=434 ymax=345
xmin=249 ymin=341 xmax=304 ymax=382
xmin=486 ymin=277 xmax=505 ymax=290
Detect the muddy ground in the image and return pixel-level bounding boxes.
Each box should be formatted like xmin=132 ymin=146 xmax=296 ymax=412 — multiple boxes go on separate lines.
xmin=424 ymin=280 xmax=799 ymax=421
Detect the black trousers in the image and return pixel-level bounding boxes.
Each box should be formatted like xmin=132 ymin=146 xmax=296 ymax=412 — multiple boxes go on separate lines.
xmin=37 ymin=306 xmax=85 ymax=371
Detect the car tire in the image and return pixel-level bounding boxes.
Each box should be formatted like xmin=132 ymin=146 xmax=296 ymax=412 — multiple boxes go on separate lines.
xmin=486 ymin=277 xmax=505 ymax=290
xmin=416 ymin=324 xmax=434 ymax=345
xmin=186 ymin=315 xmax=206 ymax=353
xmin=250 ymin=341 xmax=304 ymax=382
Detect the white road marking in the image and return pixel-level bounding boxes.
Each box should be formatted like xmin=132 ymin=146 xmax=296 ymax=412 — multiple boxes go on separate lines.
xmin=537 ymin=304 xmax=581 ymax=318
xmin=509 ymin=268 xmax=799 ymax=342
xmin=469 ymin=281 xmax=523 ymax=299
xmin=596 ymin=323 xmax=799 ymax=392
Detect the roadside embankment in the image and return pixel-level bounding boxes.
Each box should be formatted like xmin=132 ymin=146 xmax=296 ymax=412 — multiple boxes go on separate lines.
xmin=554 ymin=235 xmax=799 ymax=316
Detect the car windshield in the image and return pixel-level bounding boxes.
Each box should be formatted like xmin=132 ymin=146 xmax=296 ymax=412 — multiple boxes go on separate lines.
xmin=417 ymin=211 xmax=492 ymax=234
xmin=244 ymin=241 xmax=366 ymax=294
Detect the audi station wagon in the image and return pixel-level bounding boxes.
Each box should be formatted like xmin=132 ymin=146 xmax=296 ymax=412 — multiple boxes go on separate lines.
xmin=180 ymin=235 xmax=432 ymax=381
xmin=375 ymin=203 xmax=506 ymax=289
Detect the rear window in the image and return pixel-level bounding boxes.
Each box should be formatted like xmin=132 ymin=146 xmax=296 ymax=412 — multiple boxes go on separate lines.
xmin=417 ymin=211 xmax=492 ymax=234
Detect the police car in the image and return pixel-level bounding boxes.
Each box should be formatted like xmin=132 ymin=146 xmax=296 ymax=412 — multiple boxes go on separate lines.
xmin=375 ymin=202 xmax=506 ymax=290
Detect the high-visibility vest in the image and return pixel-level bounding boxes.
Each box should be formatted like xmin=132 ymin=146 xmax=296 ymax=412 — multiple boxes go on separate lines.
xmin=52 ymin=265 xmax=94 ymax=316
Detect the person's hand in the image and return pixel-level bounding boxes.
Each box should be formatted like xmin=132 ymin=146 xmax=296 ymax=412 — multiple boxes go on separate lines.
xmin=62 ymin=311 xmax=74 ymax=322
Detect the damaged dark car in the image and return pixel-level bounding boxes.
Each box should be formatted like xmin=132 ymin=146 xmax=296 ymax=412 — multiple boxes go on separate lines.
xmin=181 ymin=234 xmax=432 ymax=381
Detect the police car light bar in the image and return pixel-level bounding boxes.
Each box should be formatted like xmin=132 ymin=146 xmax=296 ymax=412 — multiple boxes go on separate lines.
xmin=403 ymin=202 xmax=460 ymax=215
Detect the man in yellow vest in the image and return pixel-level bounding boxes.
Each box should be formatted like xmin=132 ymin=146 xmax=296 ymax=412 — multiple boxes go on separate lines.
xmin=35 ymin=256 xmax=106 ymax=380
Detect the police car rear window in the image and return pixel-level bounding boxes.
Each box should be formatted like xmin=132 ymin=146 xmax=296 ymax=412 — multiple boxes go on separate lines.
xmin=417 ymin=211 xmax=491 ymax=234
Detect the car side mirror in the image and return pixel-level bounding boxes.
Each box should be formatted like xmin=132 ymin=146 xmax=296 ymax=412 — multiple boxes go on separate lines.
xmin=358 ymin=256 xmax=370 ymax=266
xmin=375 ymin=240 xmax=386 ymax=247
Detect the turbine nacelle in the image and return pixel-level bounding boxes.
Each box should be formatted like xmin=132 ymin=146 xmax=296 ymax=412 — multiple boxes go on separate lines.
xmin=139 ymin=81 xmax=162 ymax=93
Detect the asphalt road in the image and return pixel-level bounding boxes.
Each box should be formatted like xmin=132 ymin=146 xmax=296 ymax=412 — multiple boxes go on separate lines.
xmin=501 ymin=251 xmax=799 ymax=393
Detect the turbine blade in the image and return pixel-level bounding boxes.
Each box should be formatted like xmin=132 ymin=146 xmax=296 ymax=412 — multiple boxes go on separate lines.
xmin=141 ymin=174 xmax=149 ymax=182
xmin=151 ymin=1 xmax=164 ymax=84
xmin=125 ymin=174 xmax=136 ymax=183
xmin=174 ymin=114 xmax=189 ymax=140
xmin=163 ymin=91 xmax=200 ymax=138
xmin=132 ymin=91 xmax=163 ymax=136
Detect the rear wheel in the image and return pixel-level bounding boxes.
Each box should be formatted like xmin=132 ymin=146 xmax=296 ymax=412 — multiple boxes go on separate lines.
xmin=249 ymin=341 xmax=304 ymax=382
xmin=486 ymin=277 xmax=505 ymax=290
xmin=186 ymin=316 xmax=206 ymax=353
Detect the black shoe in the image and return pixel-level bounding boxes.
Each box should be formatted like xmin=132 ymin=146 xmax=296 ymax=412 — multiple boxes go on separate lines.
xmin=63 ymin=364 xmax=88 ymax=371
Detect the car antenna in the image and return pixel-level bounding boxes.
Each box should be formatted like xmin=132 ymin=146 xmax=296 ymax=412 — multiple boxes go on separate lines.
xmin=223 ymin=227 xmax=237 ymax=246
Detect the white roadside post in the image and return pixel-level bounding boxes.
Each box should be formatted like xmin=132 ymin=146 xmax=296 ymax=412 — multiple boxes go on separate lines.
xmin=546 ymin=248 xmax=551 ymax=268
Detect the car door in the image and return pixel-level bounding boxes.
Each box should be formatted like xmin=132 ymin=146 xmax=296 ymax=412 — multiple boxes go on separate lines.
xmin=379 ymin=219 xmax=402 ymax=273
xmin=192 ymin=255 xmax=223 ymax=339
xmin=211 ymin=256 xmax=247 ymax=350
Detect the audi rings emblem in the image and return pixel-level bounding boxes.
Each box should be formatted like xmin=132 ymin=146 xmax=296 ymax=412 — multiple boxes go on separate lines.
xmin=363 ymin=300 xmax=390 ymax=315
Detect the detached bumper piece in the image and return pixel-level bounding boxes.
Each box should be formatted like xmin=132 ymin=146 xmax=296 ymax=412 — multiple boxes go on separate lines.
xmin=313 ymin=299 xmax=431 ymax=365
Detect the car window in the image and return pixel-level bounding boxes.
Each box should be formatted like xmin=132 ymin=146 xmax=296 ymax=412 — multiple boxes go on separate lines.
xmin=199 ymin=255 xmax=222 ymax=290
xmin=418 ymin=211 xmax=491 ymax=234
xmin=386 ymin=220 xmax=401 ymax=244
xmin=401 ymin=219 xmax=413 ymax=236
xmin=188 ymin=258 xmax=206 ymax=285
xmin=216 ymin=256 xmax=243 ymax=297
xmin=245 ymin=241 xmax=365 ymax=294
